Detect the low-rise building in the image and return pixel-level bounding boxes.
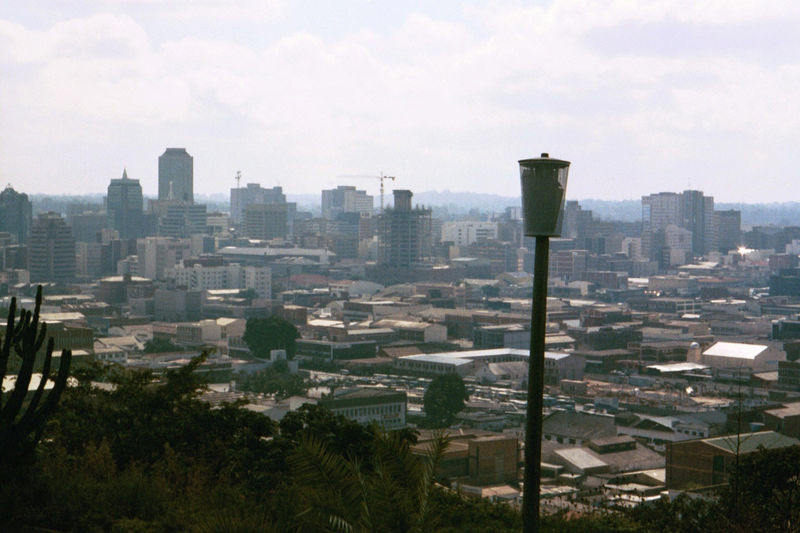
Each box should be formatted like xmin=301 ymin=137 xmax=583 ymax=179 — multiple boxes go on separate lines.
xmin=318 ymin=387 xmax=406 ymax=430
xmin=666 ymin=431 xmax=800 ymax=489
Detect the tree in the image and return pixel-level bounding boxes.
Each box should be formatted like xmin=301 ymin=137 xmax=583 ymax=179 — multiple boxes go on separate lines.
xmin=143 ymin=337 xmax=181 ymax=353
xmin=423 ymin=374 xmax=468 ymax=427
xmin=243 ymin=316 xmax=300 ymax=359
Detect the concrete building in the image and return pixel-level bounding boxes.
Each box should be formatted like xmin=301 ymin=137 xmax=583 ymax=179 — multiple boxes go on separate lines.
xmin=230 ymin=183 xmax=286 ymax=224
xmin=107 ymin=169 xmax=144 ymax=239
xmin=158 ymin=148 xmax=193 ymax=203
xmin=0 ymin=185 xmax=32 ymax=245
xmin=715 ymin=209 xmax=741 ymax=252
xmin=321 ymin=185 xmax=373 ymax=219
xmin=395 ymin=348 xmax=584 ymax=383
xmin=136 ymin=237 xmax=192 ymax=280
xmin=441 ymin=221 xmax=498 ymax=246
xmin=244 ymin=203 xmax=296 ymax=240
xmin=318 ymin=387 xmax=406 ymax=430
xmin=642 ymin=190 xmax=714 ymax=260
xmin=666 ymin=431 xmax=800 ymax=489
xmin=377 ymin=190 xmax=432 ymax=268
xmin=165 ymin=263 xmax=271 ymax=298
xmin=30 ymin=212 xmax=76 ymax=283
xmin=160 ymin=203 xmax=207 ymax=238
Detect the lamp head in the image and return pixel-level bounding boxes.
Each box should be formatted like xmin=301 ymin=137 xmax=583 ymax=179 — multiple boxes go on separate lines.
xmin=518 ymin=153 xmax=570 ymax=237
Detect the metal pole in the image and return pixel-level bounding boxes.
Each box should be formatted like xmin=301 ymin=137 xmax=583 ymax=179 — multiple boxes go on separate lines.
xmin=522 ymin=235 xmax=549 ymax=533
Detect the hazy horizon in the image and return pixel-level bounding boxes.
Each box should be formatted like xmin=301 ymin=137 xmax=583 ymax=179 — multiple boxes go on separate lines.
xmin=3 ymin=1 xmax=800 ymax=202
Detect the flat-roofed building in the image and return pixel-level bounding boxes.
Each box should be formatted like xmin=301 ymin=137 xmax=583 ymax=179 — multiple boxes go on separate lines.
xmin=319 ymin=387 xmax=406 ymax=430
xmin=666 ymin=431 xmax=800 ymax=489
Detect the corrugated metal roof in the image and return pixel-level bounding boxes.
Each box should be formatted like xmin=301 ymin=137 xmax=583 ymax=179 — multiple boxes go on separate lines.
xmin=555 ymin=448 xmax=608 ymax=471
xmin=704 ymin=431 xmax=800 ymax=454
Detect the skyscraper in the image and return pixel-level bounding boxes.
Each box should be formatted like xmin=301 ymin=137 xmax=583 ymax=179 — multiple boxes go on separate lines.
xmin=30 ymin=212 xmax=76 ymax=283
xmin=377 ymin=190 xmax=432 ymax=268
xmin=107 ymin=169 xmax=144 ymax=239
xmin=641 ymin=190 xmax=714 ymax=260
xmin=0 ymin=185 xmax=32 ymax=244
xmin=158 ymin=148 xmax=193 ymax=203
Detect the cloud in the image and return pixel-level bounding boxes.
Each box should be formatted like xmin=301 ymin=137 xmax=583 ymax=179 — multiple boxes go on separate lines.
xmin=1 ymin=0 xmax=800 ymax=202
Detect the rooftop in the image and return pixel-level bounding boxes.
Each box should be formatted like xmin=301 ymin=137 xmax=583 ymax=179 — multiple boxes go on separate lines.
xmin=703 ymin=341 xmax=768 ymax=360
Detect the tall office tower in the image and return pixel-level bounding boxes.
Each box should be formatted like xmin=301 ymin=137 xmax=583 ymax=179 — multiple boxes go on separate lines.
xmin=642 ymin=190 xmax=714 ymax=260
xmin=681 ymin=190 xmax=714 ymax=256
xmin=377 ymin=190 xmax=432 ymax=268
xmin=244 ymin=203 xmax=296 ymax=240
xmin=30 ymin=212 xmax=76 ymax=283
xmin=158 ymin=148 xmax=193 ymax=203
xmin=321 ymin=186 xmax=374 ymax=219
xmin=0 ymin=185 xmax=32 ymax=244
xmin=715 ymin=210 xmax=741 ymax=252
xmin=160 ymin=203 xmax=208 ymax=238
xmin=230 ymin=183 xmax=286 ymax=224
xmin=107 ymin=169 xmax=144 ymax=239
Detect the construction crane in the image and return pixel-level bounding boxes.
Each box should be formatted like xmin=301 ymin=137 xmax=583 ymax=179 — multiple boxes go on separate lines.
xmin=339 ymin=173 xmax=397 ymax=214
xmin=235 ymin=170 xmax=242 ymax=189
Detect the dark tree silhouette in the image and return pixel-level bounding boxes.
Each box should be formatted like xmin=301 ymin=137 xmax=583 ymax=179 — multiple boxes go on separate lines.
xmin=243 ymin=316 xmax=300 ymax=359
xmin=423 ymin=373 xmax=468 ymax=427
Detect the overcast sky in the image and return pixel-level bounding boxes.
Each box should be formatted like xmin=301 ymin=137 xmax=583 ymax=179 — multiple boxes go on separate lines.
xmin=1 ymin=1 xmax=799 ymax=202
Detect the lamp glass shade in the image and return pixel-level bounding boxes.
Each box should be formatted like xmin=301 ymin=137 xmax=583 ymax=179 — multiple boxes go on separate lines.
xmin=519 ymin=154 xmax=570 ymax=237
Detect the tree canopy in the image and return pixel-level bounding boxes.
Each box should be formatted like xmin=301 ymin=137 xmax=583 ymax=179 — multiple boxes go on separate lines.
xmin=423 ymin=373 xmax=469 ymax=427
xmin=242 ymin=316 xmax=300 ymax=359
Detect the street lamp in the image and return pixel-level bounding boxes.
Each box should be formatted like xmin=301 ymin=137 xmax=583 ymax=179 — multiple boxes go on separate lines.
xmin=519 ymin=153 xmax=570 ymax=533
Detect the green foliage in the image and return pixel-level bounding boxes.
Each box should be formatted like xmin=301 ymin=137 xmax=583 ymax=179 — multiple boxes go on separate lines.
xmin=718 ymin=445 xmax=800 ymax=533
xmin=236 ymin=364 xmax=308 ymax=399
xmin=237 ymin=288 xmax=259 ymax=300
xmin=423 ymin=373 xmax=469 ymax=427
xmin=243 ymin=316 xmax=300 ymax=359
xmin=143 ymin=337 xmax=182 ymax=353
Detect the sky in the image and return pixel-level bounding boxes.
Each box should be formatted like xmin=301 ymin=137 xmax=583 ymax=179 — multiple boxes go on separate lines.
xmin=1 ymin=1 xmax=800 ymax=202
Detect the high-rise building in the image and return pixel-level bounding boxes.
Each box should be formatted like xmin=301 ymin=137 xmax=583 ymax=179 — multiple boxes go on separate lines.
xmin=244 ymin=203 xmax=296 ymax=240
xmin=377 ymin=190 xmax=432 ymax=268
xmin=30 ymin=212 xmax=76 ymax=283
xmin=0 ymin=185 xmax=32 ymax=244
xmin=680 ymin=190 xmax=714 ymax=256
xmin=158 ymin=148 xmax=193 ymax=203
xmin=159 ymin=203 xmax=207 ymax=238
xmin=715 ymin=210 xmax=741 ymax=253
xmin=321 ymin=186 xmax=373 ymax=219
xmin=107 ymin=169 xmax=144 ymax=239
xmin=642 ymin=190 xmax=714 ymax=260
xmin=230 ymin=183 xmax=286 ymax=224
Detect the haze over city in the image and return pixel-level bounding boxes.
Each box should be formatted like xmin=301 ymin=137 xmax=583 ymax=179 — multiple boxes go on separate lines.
xmin=2 ymin=1 xmax=799 ymax=202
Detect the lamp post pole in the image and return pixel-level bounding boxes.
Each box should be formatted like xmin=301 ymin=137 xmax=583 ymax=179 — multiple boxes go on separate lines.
xmin=518 ymin=153 xmax=570 ymax=533
xmin=522 ymin=235 xmax=549 ymax=533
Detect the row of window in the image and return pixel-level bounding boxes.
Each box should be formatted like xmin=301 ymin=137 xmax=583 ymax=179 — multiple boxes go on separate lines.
xmin=337 ymin=403 xmax=403 ymax=418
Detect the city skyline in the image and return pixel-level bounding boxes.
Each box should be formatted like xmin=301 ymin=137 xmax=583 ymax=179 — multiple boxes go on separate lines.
xmin=2 ymin=1 xmax=800 ymax=202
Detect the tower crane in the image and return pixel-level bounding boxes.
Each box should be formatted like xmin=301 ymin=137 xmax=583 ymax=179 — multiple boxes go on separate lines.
xmin=235 ymin=170 xmax=242 ymax=189
xmin=338 ymin=173 xmax=397 ymax=214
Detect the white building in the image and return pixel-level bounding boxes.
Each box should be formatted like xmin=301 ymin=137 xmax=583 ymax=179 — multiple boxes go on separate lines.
xmin=701 ymin=341 xmax=785 ymax=376
xmin=165 ymin=263 xmax=271 ymax=298
xmin=441 ymin=221 xmax=498 ymax=246
xmin=395 ymin=347 xmax=584 ymax=384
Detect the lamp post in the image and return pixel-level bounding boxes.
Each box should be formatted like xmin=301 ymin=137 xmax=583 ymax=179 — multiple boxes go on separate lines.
xmin=519 ymin=153 xmax=570 ymax=533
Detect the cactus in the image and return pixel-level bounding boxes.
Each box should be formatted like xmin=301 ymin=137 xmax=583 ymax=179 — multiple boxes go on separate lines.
xmin=0 ymin=285 xmax=72 ymax=460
